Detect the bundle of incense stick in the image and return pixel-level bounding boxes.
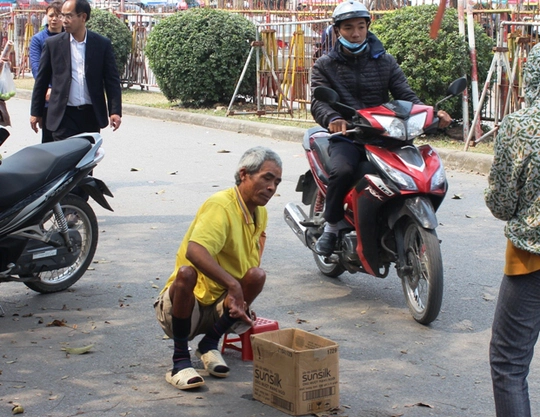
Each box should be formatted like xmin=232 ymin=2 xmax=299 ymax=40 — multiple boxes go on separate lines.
xmin=1 ymin=40 xmax=13 ymax=61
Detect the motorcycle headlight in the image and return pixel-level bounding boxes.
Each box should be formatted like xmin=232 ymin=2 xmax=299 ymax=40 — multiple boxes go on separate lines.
xmin=430 ymin=162 xmax=447 ymax=191
xmin=372 ymin=115 xmax=406 ymax=139
xmin=372 ymin=112 xmax=427 ymax=140
xmin=406 ymin=112 xmax=427 ymax=138
xmin=369 ymin=153 xmax=418 ymax=191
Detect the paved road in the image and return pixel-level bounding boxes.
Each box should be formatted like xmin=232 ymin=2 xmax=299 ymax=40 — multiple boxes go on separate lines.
xmin=0 ymin=98 xmax=531 ymax=417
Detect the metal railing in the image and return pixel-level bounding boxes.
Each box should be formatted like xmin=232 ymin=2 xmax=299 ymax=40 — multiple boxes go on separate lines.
xmin=3 ymin=5 xmax=539 ymax=133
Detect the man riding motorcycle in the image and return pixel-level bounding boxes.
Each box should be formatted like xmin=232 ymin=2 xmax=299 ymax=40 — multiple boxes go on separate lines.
xmin=310 ymin=0 xmax=452 ymax=256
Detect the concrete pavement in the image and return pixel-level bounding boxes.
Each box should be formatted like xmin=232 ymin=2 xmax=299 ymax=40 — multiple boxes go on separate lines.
xmin=17 ymin=89 xmax=494 ymax=175
xmin=0 ymin=96 xmax=507 ymax=417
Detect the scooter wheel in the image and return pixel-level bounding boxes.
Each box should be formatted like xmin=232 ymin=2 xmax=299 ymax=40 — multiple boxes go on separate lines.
xmin=400 ymin=219 xmax=443 ymax=325
xmin=23 ymin=194 xmax=99 ymax=294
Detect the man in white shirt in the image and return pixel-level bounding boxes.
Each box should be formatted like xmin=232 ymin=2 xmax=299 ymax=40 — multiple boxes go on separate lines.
xmin=30 ymin=0 xmax=122 ymax=141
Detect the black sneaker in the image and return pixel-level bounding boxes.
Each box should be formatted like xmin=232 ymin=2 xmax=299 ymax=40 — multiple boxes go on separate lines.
xmin=314 ymin=232 xmax=337 ymax=256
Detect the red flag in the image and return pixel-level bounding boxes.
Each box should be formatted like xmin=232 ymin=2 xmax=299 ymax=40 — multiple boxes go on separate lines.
xmin=430 ymin=0 xmax=446 ymax=39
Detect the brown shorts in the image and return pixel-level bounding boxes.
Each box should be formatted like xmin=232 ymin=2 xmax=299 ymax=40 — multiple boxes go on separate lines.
xmin=153 ymin=288 xmax=251 ymax=340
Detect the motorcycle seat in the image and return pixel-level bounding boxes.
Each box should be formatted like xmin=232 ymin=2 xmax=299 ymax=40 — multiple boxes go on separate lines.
xmin=311 ymin=135 xmax=332 ymax=177
xmin=0 ymin=139 xmax=92 ymax=208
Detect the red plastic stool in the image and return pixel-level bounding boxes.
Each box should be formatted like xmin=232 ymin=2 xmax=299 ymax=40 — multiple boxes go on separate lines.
xmin=221 ymin=317 xmax=279 ymax=361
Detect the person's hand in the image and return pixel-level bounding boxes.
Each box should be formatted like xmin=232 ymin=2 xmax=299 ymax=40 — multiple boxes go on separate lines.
xmin=109 ymin=114 xmax=121 ymax=131
xmin=226 ymin=285 xmax=253 ymax=327
xmin=30 ymin=115 xmax=42 ymax=133
xmin=437 ymin=110 xmax=452 ymax=129
xmin=45 ymin=88 xmax=51 ymax=102
xmin=328 ymin=118 xmax=348 ymax=135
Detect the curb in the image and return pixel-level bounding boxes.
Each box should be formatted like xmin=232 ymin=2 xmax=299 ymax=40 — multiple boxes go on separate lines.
xmin=17 ymin=89 xmax=493 ymax=175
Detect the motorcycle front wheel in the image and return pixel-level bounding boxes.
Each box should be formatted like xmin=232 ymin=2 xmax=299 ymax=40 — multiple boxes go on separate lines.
xmin=400 ymin=219 xmax=443 ymax=325
xmin=23 ymin=194 xmax=99 ymax=294
xmin=309 ymin=191 xmax=345 ymax=278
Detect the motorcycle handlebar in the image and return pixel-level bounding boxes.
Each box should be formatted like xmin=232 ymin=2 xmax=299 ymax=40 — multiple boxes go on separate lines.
xmin=327 ymin=128 xmax=362 ymax=139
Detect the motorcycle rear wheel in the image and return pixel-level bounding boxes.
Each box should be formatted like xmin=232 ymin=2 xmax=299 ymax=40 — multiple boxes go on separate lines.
xmin=401 ymin=219 xmax=443 ymax=325
xmin=23 ymin=194 xmax=99 ymax=294
xmin=309 ymin=191 xmax=345 ymax=278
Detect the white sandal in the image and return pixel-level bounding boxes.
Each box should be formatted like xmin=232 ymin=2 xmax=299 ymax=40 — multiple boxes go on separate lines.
xmin=165 ymin=367 xmax=205 ymax=390
xmin=196 ymin=349 xmax=230 ymax=378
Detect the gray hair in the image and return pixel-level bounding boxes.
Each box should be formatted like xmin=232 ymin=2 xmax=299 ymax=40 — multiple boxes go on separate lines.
xmin=234 ymin=146 xmax=282 ymax=185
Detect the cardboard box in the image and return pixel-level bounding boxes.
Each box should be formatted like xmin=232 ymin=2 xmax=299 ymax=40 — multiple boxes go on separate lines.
xmin=251 ymin=328 xmax=339 ymax=416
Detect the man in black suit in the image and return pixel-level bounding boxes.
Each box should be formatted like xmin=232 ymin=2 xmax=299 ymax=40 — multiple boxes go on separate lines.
xmin=30 ymin=0 xmax=122 ymax=141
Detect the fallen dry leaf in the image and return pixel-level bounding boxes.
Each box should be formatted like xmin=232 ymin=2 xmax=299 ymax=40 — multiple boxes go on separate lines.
xmin=217 ymin=149 xmax=230 ymax=153
xmin=130 ymin=168 xmax=140 ymax=172
xmin=11 ymin=404 xmax=24 ymax=414
xmin=47 ymin=319 xmax=67 ymax=327
xmin=62 ymin=344 xmax=94 ymax=355
xmin=405 ymin=402 xmax=434 ymax=409
xmin=483 ymin=293 xmax=496 ymax=301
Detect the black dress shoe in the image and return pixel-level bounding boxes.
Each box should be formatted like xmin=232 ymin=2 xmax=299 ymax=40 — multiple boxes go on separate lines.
xmin=314 ymin=232 xmax=337 ymax=256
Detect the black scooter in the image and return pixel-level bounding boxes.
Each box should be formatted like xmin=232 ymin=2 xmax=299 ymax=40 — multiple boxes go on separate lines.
xmin=0 ymin=128 xmax=113 ymax=311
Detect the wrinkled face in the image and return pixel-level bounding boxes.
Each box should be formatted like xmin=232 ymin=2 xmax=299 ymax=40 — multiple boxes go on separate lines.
xmin=61 ymin=0 xmax=86 ymax=35
xmin=239 ymin=160 xmax=282 ymax=209
xmin=46 ymin=8 xmax=62 ymax=33
xmin=338 ymin=17 xmax=369 ymax=44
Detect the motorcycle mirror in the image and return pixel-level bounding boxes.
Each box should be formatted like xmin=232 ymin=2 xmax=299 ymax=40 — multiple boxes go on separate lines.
xmin=313 ymin=86 xmax=340 ymax=104
xmin=313 ymin=86 xmax=358 ymax=120
xmin=446 ymin=76 xmax=467 ymax=97
xmin=435 ymin=76 xmax=468 ymax=111
xmin=0 ymin=126 xmax=9 ymax=147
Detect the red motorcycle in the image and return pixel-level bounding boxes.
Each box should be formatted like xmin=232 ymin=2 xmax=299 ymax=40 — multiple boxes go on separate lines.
xmin=284 ymin=77 xmax=466 ymax=325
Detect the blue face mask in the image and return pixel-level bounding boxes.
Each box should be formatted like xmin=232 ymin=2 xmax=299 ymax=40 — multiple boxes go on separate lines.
xmin=338 ymin=37 xmax=368 ymax=55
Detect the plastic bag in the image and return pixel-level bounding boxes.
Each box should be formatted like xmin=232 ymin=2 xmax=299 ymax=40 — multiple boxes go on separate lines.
xmin=0 ymin=61 xmax=16 ymax=101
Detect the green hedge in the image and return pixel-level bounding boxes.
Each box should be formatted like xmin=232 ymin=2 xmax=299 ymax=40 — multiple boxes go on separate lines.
xmin=87 ymin=8 xmax=132 ymax=76
xmin=371 ymin=5 xmax=493 ymax=119
xmin=145 ymin=8 xmax=256 ymax=107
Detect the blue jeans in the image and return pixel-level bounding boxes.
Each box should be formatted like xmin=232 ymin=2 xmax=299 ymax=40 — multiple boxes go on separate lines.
xmin=490 ymin=271 xmax=540 ymax=417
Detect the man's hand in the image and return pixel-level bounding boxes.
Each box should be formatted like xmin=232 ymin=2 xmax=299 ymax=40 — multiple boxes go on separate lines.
xmin=328 ymin=118 xmax=348 ymax=135
xmin=109 ymin=114 xmax=121 ymax=131
xmin=437 ymin=110 xmax=452 ymax=129
xmin=45 ymin=88 xmax=51 ymax=102
xmin=186 ymin=241 xmax=253 ymax=327
xmin=226 ymin=285 xmax=253 ymax=327
xmin=30 ymin=115 xmax=42 ymax=133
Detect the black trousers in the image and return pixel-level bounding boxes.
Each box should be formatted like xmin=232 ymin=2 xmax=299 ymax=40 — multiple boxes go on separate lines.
xmin=52 ymin=105 xmax=100 ymax=141
xmin=53 ymin=105 xmax=100 ymax=200
xmin=324 ymin=139 xmax=374 ymax=224
xmin=41 ymin=107 xmax=54 ymax=143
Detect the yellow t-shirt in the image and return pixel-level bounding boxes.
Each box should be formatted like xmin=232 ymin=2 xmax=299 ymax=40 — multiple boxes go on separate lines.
xmin=504 ymin=239 xmax=540 ymax=276
xmin=162 ymin=187 xmax=267 ymax=306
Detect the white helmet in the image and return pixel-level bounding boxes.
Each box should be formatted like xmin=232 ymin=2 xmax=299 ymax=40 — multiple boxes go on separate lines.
xmin=332 ymin=1 xmax=371 ymax=25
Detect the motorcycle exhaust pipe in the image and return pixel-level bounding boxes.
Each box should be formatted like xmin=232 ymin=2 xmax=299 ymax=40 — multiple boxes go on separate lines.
xmin=284 ymin=203 xmax=309 ymax=247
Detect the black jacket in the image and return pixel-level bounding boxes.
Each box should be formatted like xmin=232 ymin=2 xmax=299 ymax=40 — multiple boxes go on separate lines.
xmin=31 ymin=30 xmax=122 ymax=131
xmin=311 ymin=31 xmax=420 ymax=129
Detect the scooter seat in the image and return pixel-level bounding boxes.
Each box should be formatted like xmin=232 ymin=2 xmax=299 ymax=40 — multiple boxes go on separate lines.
xmin=311 ymin=136 xmax=331 ymax=174
xmin=0 ymin=139 xmax=92 ymax=208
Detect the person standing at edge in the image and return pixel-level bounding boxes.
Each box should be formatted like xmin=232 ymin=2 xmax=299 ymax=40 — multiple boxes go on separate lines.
xmin=154 ymin=147 xmax=282 ymax=390
xmin=29 ymin=0 xmax=122 ymax=141
xmin=29 ymin=1 xmax=63 ymax=143
xmin=486 ymin=43 xmax=540 ymax=417
xmin=310 ymin=0 xmax=452 ymax=256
